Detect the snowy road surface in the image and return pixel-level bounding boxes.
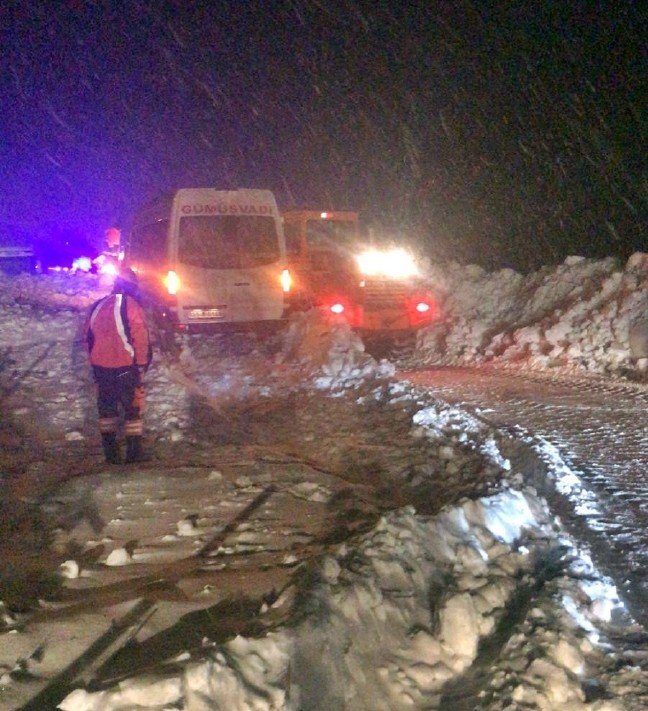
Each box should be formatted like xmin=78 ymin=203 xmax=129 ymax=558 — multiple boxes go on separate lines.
xmin=1 ymin=269 xmax=647 ymax=710
xmin=400 ymin=366 xmax=648 ymax=625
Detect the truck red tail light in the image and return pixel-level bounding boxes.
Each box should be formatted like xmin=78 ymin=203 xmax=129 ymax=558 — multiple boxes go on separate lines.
xmin=320 ymin=295 xmax=363 ymax=327
xmin=406 ymin=294 xmax=438 ymax=325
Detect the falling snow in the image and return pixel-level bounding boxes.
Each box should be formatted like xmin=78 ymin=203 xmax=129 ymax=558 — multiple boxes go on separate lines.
xmin=1 ymin=2 xmax=645 ymax=270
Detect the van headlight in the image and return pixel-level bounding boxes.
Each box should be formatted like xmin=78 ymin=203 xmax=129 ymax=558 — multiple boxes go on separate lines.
xmin=165 ymin=270 xmax=180 ymax=295
xmin=280 ymin=268 xmax=292 ymax=293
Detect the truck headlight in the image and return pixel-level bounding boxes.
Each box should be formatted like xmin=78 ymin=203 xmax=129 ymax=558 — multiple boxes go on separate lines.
xmin=356 ymin=248 xmax=419 ymax=278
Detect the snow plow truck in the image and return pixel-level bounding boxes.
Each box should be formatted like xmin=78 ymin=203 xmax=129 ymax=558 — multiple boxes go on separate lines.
xmin=282 ymin=210 xmax=439 ymax=348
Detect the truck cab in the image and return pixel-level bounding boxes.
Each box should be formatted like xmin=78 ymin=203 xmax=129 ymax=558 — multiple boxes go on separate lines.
xmin=283 ymin=210 xmax=360 ymax=308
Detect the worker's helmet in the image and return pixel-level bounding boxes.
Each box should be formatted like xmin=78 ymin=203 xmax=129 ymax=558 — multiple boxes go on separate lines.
xmin=105 ymin=227 xmax=121 ymax=248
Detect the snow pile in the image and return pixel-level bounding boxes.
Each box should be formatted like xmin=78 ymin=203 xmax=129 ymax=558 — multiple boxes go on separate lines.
xmin=277 ymin=309 xmax=395 ymax=388
xmin=0 ymin=270 xmax=109 ymax=310
xmin=287 ymin=494 xmax=545 ymax=710
xmin=418 ymin=252 xmax=648 ymax=374
xmin=411 ymin=401 xmax=510 ymax=474
xmin=289 ymin=496 xmax=627 ymax=711
xmin=140 ymin=310 xmax=395 ymax=445
xmin=59 ymin=490 xmax=629 ymax=711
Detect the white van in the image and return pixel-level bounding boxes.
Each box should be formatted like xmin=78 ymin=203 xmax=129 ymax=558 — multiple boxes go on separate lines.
xmin=125 ymin=188 xmax=291 ymax=332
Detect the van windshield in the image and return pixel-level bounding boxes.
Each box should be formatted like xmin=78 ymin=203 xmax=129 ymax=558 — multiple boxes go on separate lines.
xmin=178 ymin=215 xmax=280 ymax=269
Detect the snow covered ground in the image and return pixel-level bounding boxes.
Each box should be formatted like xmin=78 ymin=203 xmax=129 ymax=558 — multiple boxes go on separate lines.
xmin=0 ymin=256 xmax=646 ymax=710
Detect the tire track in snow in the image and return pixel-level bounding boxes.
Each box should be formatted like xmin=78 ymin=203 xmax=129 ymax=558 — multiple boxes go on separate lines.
xmin=399 ymin=366 xmax=648 ymax=626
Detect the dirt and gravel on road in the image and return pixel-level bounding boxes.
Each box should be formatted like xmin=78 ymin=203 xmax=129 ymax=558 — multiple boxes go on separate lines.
xmin=0 ymin=335 xmax=506 ymax=708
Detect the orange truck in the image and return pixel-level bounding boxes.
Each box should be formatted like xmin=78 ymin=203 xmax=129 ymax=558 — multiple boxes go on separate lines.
xmin=282 ymin=209 xmax=439 ymax=338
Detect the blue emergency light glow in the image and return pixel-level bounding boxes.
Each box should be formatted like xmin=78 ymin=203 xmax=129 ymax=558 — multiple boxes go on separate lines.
xmin=72 ymin=256 xmax=93 ymax=272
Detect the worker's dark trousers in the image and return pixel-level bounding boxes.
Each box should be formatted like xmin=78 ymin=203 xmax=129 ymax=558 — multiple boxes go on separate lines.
xmin=93 ymin=365 xmax=144 ymax=463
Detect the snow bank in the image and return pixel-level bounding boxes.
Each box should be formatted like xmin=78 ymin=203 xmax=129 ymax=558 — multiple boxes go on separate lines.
xmin=417 ymin=252 xmax=648 ymax=375
xmin=0 ymin=270 xmax=109 ymax=310
xmin=4 ymin=252 xmax=646 ymax=378
xmin=58 ymin=489 xmax=628 ymax=711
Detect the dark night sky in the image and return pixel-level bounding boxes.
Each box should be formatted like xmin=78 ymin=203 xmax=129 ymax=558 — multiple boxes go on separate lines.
xmin=1 ymin=0 xmax=646 ymax=271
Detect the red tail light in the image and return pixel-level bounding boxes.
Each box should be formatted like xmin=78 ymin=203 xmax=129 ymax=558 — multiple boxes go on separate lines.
xmin=406 ymin=294 xmax=439 ymax=325
xmin=320 ymin=296 xmax=362 ymax=327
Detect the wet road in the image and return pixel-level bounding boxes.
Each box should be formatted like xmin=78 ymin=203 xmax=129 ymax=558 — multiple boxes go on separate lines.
xmin=400 ymin=365 xmax=648 ymax=624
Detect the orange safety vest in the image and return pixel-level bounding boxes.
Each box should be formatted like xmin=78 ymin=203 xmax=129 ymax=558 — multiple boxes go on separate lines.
xmin=84 ymin=293 xmax=151 ymax=369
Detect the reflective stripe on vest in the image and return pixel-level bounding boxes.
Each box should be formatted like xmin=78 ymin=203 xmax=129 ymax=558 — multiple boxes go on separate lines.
xmin=89 ymin=295 xmax=135 ymax=360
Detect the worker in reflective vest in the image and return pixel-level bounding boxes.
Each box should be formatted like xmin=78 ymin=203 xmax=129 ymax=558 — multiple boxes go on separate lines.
xmin=83 ymin=268 xmax=152 ymax=463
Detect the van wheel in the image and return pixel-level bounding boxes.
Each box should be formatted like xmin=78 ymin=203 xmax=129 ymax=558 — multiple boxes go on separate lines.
xmin=151 ymin=311 xmax=180 ymax=359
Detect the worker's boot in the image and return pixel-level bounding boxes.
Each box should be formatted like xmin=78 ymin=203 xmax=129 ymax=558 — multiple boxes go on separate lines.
xmin=125 ymin=435 xmax=148 ymax=463
xmin=101 ymin=433 xmax=121 ymax=464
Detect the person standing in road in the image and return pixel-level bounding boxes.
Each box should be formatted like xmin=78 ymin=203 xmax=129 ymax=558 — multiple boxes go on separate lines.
xmin=83 ymin=268 xmax=152 ymax=464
